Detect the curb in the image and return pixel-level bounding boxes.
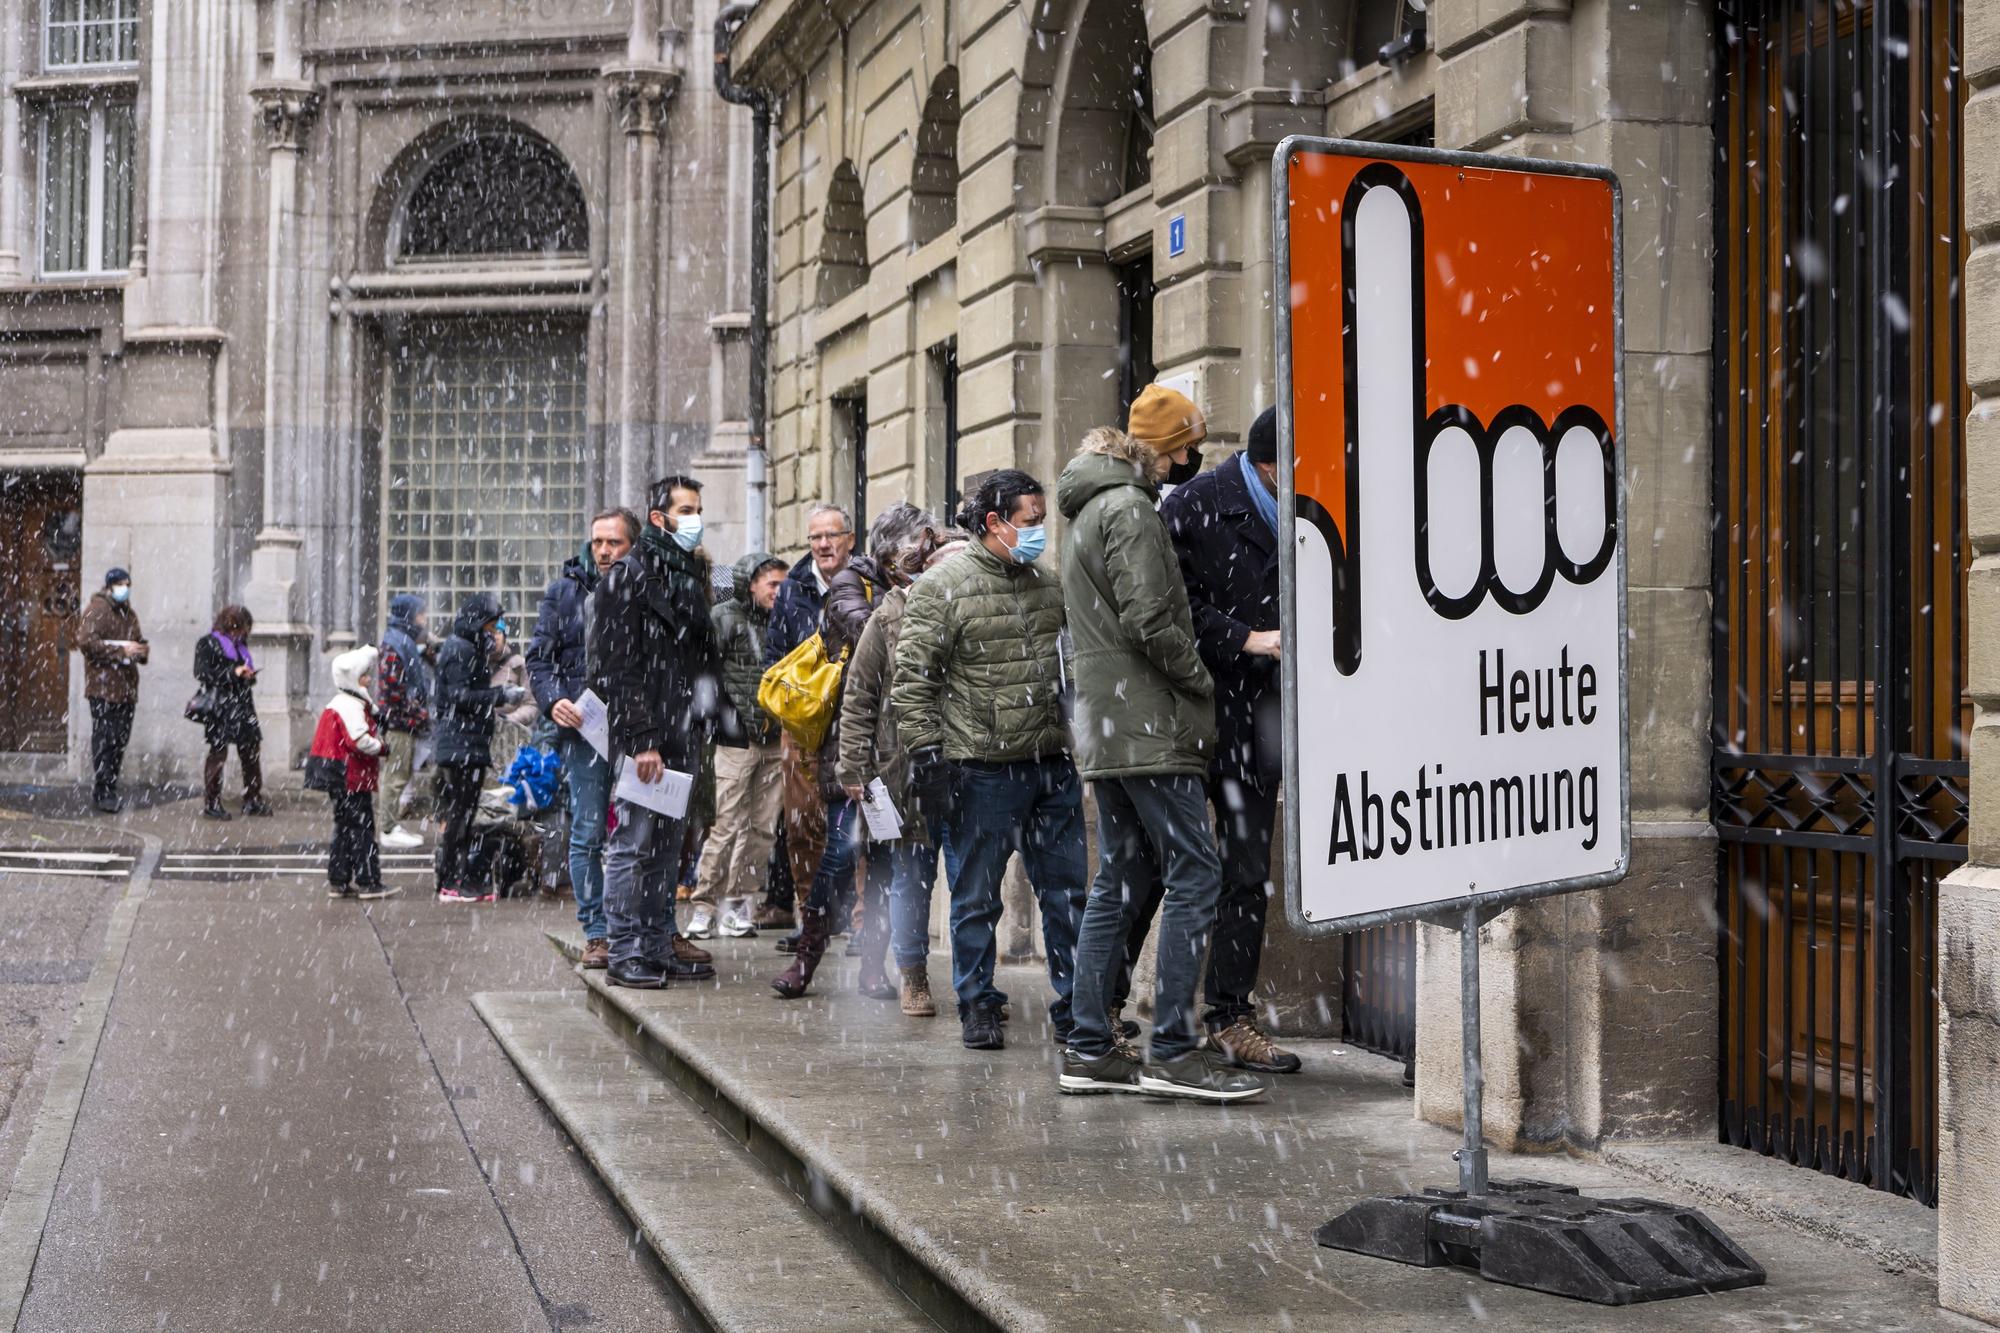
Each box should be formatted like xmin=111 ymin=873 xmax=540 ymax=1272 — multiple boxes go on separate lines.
xmin=545 ymin=933 xmax=1037 ymax=1333
xmin=0 ymin=832 xmax=164 ymax=1331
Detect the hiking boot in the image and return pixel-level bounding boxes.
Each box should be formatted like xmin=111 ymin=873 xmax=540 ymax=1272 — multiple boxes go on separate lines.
xmin=686 ymin=904 xmax=716 ymax=938
xmin=1210 ymin=1019 xmax=1303 ymax=1074
xmin=961 ymin=1006 xmax=1005 ymax=1051
xmin=1138 ymin=1049 xmax=1271 ymax=1103
xmin=579 ymin=938 xmax=609 ymax=970
xmin=202 ymin=801 xmax=232 ymax=821
xmin=671 ymin=936 xmax=712 ymax=965
xmin=357 ymin=884 xmax=402 ymax=901
xmin=243 ymin=797 xmax=274 ymax=817
xmin=899 ymin=965 xmax=937 ymax=1017
xmin=753 ymin=905 xmax=795 ymax=931
xmin=771 ymin=910 xmax=830 ymax=999
xmin=1059 ymin=1045 xmax=1143 ymax=1095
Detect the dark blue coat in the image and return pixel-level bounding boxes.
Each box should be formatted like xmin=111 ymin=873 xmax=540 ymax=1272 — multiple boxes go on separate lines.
xmin=762 ymin=553 xmax=827 ymax=670
xmin=433 ymin=592 xmax=506 ymax=767
xmin=1159 ymin=453 xmax=1280 ymax=786
xmin=526 ymin=556 xmax=594 ymax=715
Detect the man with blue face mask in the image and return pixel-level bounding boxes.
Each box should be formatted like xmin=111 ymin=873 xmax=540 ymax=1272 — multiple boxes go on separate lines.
xmin=892 ymin=469 xmax=1088 ymax=1052
xmin=78 ymin=567 xmax=149 ymax=813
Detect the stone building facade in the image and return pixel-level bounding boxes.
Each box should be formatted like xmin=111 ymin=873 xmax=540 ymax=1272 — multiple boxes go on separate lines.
xmin=729 ymin=0 xmax=1993 ymax=1320
xmin=0 ymin=0 xmax=757 ymax=778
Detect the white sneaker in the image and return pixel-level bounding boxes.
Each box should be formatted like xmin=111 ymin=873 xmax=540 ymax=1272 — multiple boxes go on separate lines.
xmin=718 ymin=903 xmax=758 ymax=937
xmin=379 ymin=826 xmax=424 ymax=850
xmin=686 ymin=903 xmax=716 ymax=938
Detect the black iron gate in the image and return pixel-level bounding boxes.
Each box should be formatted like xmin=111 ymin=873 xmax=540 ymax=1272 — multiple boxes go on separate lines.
xmin=1711 ymin=0 xmax=1964 ymax=1204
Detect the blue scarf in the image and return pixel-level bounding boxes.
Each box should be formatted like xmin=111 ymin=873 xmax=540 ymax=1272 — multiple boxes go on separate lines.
xmin=1241 ymin=451 xmax=1279 ymax=533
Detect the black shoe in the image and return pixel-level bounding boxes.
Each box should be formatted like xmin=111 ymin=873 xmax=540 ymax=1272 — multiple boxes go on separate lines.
xmin=961 ymin=1007 xmax=1005 ymax=1051
xmin=202 ymin=802 xmax=232 ymax=821
xmin=657 ymin=956 xmax=716 ymax=982
xmin=243 ymin=797 xmax=273 ymax=817
xmin=1059 ymin=1045 xmax=1143 ymax=1095
xmin=1138 ymin=1049 xmax=1270 ymax=1103
xmin=776 ymin=929 xmax=801 ymax=954
xmin=328 ymin=883 xmax=357 ymax=899
xmin=356 ymin=884 xmax=402 ymax=901
xmin=607 ymin=960 xmax=669 ymax=989
xmin=93 ymin=792 xmax=123 ymax=814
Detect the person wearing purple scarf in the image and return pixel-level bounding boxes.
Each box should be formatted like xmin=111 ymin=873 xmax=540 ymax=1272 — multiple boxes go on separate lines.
xmin=193 ymin=605 xmax=270 ymax=820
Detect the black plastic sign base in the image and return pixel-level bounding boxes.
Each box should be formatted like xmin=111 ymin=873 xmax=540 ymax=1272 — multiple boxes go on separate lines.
xmin=1316 ymin=1179 xmax=1766 ymax=1305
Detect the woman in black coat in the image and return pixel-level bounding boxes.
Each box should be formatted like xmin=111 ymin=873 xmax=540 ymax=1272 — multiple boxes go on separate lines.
xmin=195 ymin=605 xmax=269 ymax=820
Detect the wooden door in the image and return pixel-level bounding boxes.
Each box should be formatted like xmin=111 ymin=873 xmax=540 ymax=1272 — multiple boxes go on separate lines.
xmin=0 ymin=472 xmax=82 ymax=753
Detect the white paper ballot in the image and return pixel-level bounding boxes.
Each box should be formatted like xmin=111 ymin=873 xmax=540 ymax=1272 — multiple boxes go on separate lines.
xmin=574 ymin=689 xmax=612 ymax=760
xmin=859 ymin=778 xmax=903 ymax=841
xmin=614 ymin=758 xmax=693 ymax=819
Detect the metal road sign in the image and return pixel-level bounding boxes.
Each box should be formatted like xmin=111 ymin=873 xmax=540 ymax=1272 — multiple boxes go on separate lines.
xmin=1275 ymin=138 xmax=1630 ymax=934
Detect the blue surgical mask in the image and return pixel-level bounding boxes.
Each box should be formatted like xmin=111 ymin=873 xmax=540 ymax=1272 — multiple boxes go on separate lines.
xmin=1007 ymin=523 xmax=1047 ymax=565
xmin=495 ymin=619 xmax=509 ymax=637
xmin=671 ymin=514 xmax=704 ymax=551
xmin=110 ymin=585 xmax=130 ymax=604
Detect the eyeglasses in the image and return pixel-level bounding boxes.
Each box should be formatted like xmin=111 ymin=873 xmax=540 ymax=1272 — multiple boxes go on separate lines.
xmin=807 ymin=531 xmax=852 ymax=545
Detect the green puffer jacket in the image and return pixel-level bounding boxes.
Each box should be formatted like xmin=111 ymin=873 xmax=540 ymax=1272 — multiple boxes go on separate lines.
xmin=1055 ymin=448 xmax=1215 ymax=780
xmin=711 ymin=551 xmax=780 ymax=746
xmin=892 ymin=540 xmax=1069 ymax=764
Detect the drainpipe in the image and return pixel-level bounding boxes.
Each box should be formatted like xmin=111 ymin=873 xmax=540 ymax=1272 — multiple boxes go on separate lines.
xmin=715 ymin=4 xmax=770 ymax=553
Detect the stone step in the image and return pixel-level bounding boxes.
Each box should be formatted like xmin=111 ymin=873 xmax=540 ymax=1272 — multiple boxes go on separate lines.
xmin=471 ymin=989 xmax=940 ymax=1333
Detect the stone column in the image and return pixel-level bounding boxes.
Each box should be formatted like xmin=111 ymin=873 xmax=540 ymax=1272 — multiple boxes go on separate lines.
xmin=1939 ymin=7 xmax=2000 ymax=1323
xmin=0 ymin=0 xmax=26 ymax=279
xmin=1413 ymin=0 xmax=1718 ymax=1151
xmin=242 ymin=79 xmax=322 ymax=767
xmin=605 ymin=63 xmax=679 ymax=503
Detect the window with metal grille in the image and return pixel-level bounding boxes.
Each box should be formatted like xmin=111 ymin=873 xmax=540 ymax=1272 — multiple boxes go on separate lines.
xmin=40 ymin=100 xmax=133 ymax=276
xmin=44 ymin=0 xmax=137 ymax=69
xmin=383 ymin=324 xmax=589 ymax=636
xmin=398 ymin=133 xmax=587 ymax=260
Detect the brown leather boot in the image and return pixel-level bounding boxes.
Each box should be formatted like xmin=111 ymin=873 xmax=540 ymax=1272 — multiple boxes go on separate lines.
xmin=770 ymin=910 xmax=830 ymax=999
xmin=899 ymin=965 xmax=937 ymax=1017
xmin=579 ymin=938 xmax=609 ymax=970
xmin=672 ymin=935 xmax=712 ymax=966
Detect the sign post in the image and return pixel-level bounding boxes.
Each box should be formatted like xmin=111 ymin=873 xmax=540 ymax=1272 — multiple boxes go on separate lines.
xmin=1275 ymin=136 xmax=1763 ymax=1305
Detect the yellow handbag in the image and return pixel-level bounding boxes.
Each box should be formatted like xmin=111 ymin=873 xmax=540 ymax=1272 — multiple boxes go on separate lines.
xmin=758 ymin=631 xmax=848 ymax=752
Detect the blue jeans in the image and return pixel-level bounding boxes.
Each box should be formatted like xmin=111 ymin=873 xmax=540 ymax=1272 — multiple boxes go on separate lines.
xmin=557 ymin=732 xmax=609 ymax=941
xmin=1070 ymin=773 xmax=1225 ymax=1061
xmin=947 ymin=758 xmax=1088 ymax=1030
xmin=603 ymin=797 xmax=685 ymax=969
xmin=803 ymin=797 xmax=862 ymax=916
xmin=887 ymin=819 xmax=958 ymax=970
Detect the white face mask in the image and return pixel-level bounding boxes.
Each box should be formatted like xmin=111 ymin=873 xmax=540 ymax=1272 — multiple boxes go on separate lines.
xmin=110 ymin=585 xmax=130 ymax=604
xmin=671 ymin=514 xmax=704 ymax=551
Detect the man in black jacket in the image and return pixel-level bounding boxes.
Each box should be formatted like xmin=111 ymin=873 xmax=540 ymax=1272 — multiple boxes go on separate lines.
xmin=528 ymin=507 xmax=638 ymax=969
xmin=433 ymin=592 xmax=527 ymax=902
xmin=1155 ymin=406 xmax=1301 ymax=1073
xmin=587 ymin=475 xmax=723 ymax=988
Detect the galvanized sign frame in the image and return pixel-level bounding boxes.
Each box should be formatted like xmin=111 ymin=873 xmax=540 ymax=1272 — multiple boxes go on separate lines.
xmin=1274 ymin=136 xmax=1631 ymax=937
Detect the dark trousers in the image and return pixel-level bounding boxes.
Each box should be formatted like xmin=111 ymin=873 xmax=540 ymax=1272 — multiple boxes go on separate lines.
xmin=328 ymin=791 xmax=380 ymax=888
xmin=1111 ymin=776 xmax=1278 ymax=1030
xmin=1072 ymin=773 xmax=1224 ymax=1061
xmin=89 ymin=698 xmax=135 ymax=796
xmin=203 ymin=736 xmax=264 ymax=806
xmin=434 ymin=762 xmax=486 ymax=891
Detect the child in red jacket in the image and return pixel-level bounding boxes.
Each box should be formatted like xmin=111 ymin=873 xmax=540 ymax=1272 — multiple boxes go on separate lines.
xmin=308 ymin=646 xmax=400 ymax=900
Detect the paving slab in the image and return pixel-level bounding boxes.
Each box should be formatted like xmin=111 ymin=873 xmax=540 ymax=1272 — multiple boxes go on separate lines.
xmin=557 ymin=931 xmax=1952 ymax=1333
xmin=477 ymin=989 xmax=939 ymax=1332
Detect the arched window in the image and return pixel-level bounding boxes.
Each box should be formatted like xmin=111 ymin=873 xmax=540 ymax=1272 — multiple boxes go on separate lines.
xmin=912 ymin=70 xmax=959 ymax=247
xmin=398 ymin=131 xmax=587 ymax=260
xmin=817 ymin=161 xmax=868 ymax=307
xmin=1051 ymin=0 xmax=1153 ymax=206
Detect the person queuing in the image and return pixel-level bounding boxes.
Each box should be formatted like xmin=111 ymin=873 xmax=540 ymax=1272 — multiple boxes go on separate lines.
xmin=1159 ymin=405 xmax=1301 ymax=1074
xmin=1057 ymin=419 xmax=1268 ymax=1104
xmin=834 ymin=517 xmax=958 ymax=1017
xmin=309 ymin=645 xmax=400 ymax=902
xmin=376 ymin=594 xmax=433 ymax=849
xmin=893 ymin=471 xmax=1088 ymax=1052
xmin=193 ymin=605 xmax=269 ymax=821
xmin=587 ymin=475 xmax=721 ymax=989
xmin=528 ymin=508 xmax=638 ymax=971
xmin=433 ymin=593 xmax=526 ymax=903
xmin=696 ymin=551 xmax=789 ymax=940
xmin=78 ymin=567 xmax=148 ymax=814
xmin=769 ymin=504 xmax=927 ymax=1000
xmin=764 ymin=502 xmax=855 ymax=949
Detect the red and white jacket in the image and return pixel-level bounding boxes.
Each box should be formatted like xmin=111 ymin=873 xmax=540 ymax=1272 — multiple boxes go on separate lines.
xmin=310 ymin=646 xmax=386 ymax=794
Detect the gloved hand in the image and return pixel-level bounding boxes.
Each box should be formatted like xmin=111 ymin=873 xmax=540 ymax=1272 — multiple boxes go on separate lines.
xmin=502 ymin=685 xmax=528 ymax=705
xmin=907 ymin=746 xmax=959 ymax=824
